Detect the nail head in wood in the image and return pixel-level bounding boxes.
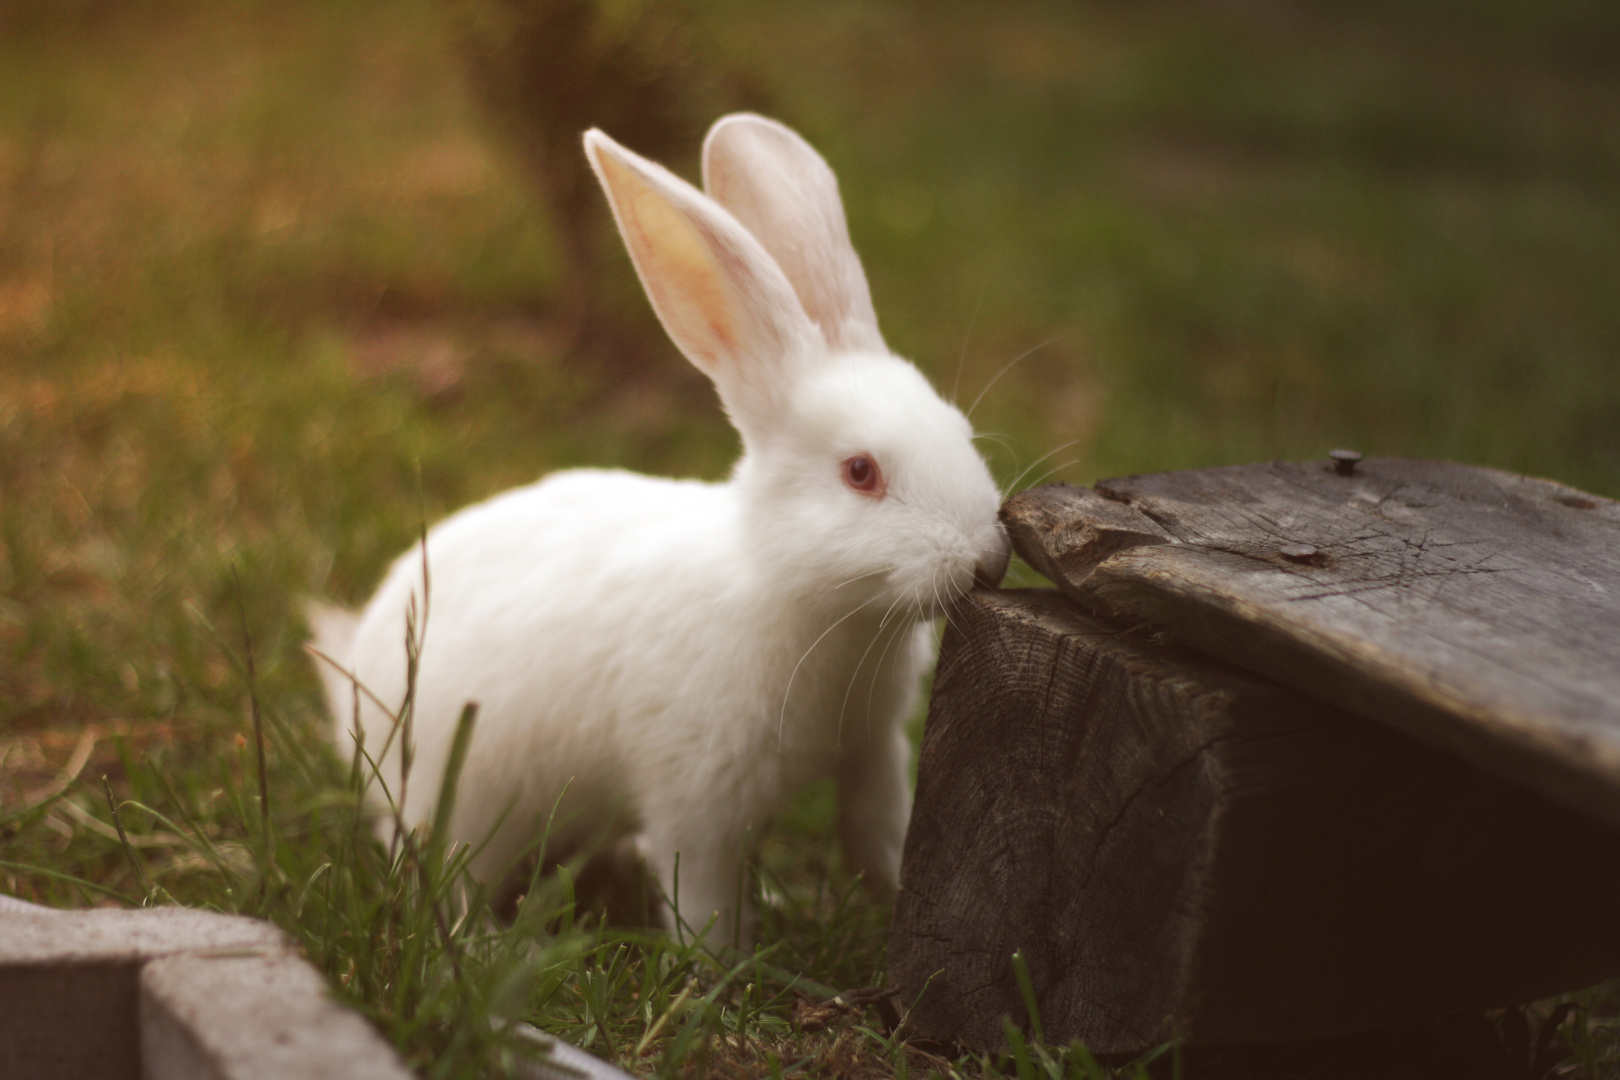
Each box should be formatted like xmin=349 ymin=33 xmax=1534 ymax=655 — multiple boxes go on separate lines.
xmin=1328 ymin=448 xmax=1362 ymax=475
xmin=1279 ymin=543 xmax=1320 ymax=562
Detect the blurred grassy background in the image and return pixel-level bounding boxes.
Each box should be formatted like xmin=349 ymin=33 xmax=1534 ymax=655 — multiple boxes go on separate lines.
xmin=4 ymin=0 xmax=1616 ymax=754
xmin=0 ymin=0 xmax=1617 ymax=1070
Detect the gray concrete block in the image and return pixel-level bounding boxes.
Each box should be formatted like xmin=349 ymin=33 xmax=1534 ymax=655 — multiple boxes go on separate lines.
xmin=0 ymin=907 xmax=287 ymax=965
xmin=142 ymin=951 xmax=414 ymax=1080
xmin=0 ymin=907 xmax=278 ymax=1080
xmin=0 ymin=905 xmax=413 ymax=1080
xmin=1 ymin=901 xmax=629 ymax=1080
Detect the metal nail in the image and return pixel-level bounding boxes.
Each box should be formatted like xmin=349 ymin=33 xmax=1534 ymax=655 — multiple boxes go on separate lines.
xmin=1280 ymin=543 xmax=1319 ymax=562
xmin=1329 ymin=448 xmax=1362 ymax=476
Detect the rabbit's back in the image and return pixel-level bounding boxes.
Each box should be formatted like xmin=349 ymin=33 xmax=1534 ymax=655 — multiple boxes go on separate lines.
xmin=339 ymin=467 xmax=750 ymax=870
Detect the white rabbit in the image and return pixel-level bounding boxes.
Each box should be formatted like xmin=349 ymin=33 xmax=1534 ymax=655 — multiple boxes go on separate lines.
xmin=309 ymin=114 xmax=1009 ymax=948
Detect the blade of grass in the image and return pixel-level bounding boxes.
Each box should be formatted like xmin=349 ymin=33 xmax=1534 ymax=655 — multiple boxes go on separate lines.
xmin=231 ymin=565 xmax=272 ymax=846
xmin=0 ymin=860 xmax=137 ymax=906
xmin=102 ymin=774 xmax=156 ymax=903
xmin=1011 ymin=949 xmax=1044 ymax=1046
xmin=426 ymin=702 xmax=479 ymax=873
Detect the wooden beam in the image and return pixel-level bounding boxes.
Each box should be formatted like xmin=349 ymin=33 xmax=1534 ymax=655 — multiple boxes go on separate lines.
xmin=1002 ymin=460 xmax=1620 ymax=829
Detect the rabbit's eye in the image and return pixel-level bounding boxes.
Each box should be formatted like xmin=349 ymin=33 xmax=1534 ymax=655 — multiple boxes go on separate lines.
xmin=841 ymin=455 xmax=885 ymax=497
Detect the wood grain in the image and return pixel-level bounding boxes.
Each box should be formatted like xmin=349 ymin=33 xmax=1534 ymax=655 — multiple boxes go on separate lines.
xmin=890 ymin=588 xmax=1620 ymax=1054
xmin=1002 ymin=459 xmax=1620 ymax=827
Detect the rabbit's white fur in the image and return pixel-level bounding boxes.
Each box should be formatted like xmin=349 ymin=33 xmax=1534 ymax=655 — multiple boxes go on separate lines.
xmin=310 ymin=114 xmax=1008 ymax=948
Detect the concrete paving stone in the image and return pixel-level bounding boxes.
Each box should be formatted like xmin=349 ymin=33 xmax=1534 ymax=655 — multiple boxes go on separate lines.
xmin=0 ymin=904 xmax=413 ymax=1080
xmin=0 ymin=906 xmax=288 ymax=965
xmin=142 ymin=951 xmax=415 ymax=1080
xmin=1 ymin=901 xmax=631 ymax=1080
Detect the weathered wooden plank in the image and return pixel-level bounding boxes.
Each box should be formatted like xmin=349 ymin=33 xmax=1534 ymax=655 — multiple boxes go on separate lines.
xmin=1002 ymin=459 xmax=1620 ymax=828
xmin=890 ymin=588 xmax=1620 ymax=1054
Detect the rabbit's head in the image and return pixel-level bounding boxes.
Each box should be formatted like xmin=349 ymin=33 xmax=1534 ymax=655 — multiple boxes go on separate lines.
xmin=586 ymin=114 xmax=1008 ymax=619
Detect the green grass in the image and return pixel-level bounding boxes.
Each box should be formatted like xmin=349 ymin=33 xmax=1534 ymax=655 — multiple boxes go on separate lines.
xmin=1 ymin=0 xmax=1618 ymax=1076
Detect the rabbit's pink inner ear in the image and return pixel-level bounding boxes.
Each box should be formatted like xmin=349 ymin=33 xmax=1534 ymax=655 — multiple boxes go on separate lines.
xmin=591 ymin=146 xmax=743 ymax=378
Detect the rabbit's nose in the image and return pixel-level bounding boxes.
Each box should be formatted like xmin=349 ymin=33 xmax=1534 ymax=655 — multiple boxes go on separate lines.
xmin=973 ymin=540 xmax=1010 ymax=590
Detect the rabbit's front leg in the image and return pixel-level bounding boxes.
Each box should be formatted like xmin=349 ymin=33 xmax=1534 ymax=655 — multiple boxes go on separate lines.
xmin=836 ymin=721 xmax=912 ymax=899
xmin=640 ymin=819 xmax=755 ymax=951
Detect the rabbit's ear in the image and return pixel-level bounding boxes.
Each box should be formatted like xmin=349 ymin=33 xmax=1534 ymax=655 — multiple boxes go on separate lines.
xmin=702 ymin=114 xmax=885 ymax=355
xmin=585 ymin=128 xmax=818 ymax=437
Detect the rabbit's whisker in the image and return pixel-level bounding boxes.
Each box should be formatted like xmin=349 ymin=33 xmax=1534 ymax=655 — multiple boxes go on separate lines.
xmin=966 ymin=336 xmax=1059 ymax=421
xmin=833 ymin=566 xmax=892 ymax=591
xmin=930 ymin=574 xmax=966 ymax=643
xmin=837 ymin=592 xmax=911 ymax=743
xmin=861 ymin=609 xmax=910 ymax=744
xmin=780 ymin=595 xmax=881 ymax=748
xmin=1003 ymin=439 xmax=1083 ymax=499
xmin=971 ymin=431 xmax=1020 ymax=461
xmin=877 ymin=589 xmax=912 ymax=630
xmin=950 ymin=281 xmax=988 ymax=408
xmin=1019 ymin=458 xmax=1083 ymax=494
xmin=942 ymin=564 xmax=976 ymax=628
